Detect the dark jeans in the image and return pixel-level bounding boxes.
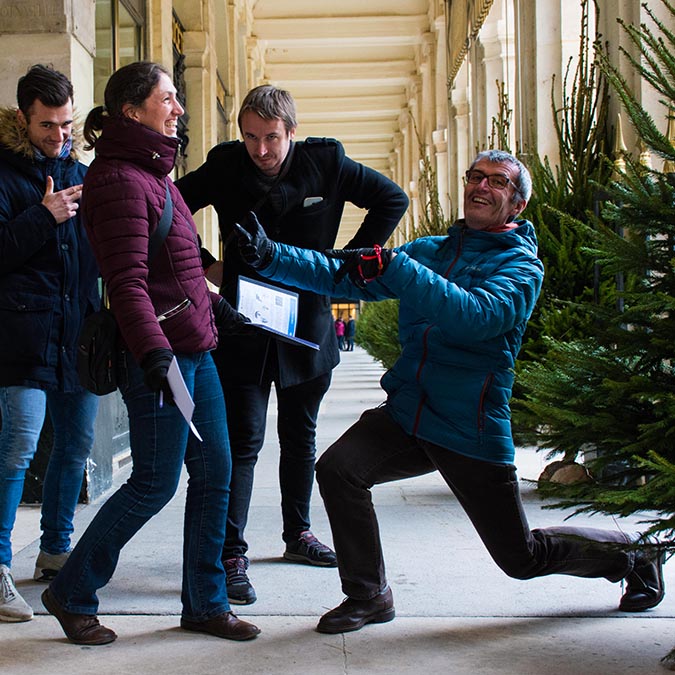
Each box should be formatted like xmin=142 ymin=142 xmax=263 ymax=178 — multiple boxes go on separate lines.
xmin=50 ymin=351 xmax=231 ymax=620
xmin=220 ymin=368 xmax=332 ymax=558
xmin=316 ymin=406 xmax=635 ymax=600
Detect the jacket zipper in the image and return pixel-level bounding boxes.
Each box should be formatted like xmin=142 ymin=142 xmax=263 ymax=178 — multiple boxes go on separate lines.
xmin=412 ymin=230 xmax=465 ymax=435
xmin=477 ymin=372 xmax=494 ymax=433
xmin=157 ymin=298 xmax=191 ymax=322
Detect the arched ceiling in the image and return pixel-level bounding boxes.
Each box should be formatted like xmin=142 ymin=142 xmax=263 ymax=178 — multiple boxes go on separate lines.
xmin=249 ymin=0 xmax=434 ymax=178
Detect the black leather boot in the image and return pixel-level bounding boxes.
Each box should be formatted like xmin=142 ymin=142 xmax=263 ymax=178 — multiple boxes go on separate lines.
xmin=619 ymin=542 xmax=666 ymax=612
xmin=316 ymin=587 xmax=395 ymax=633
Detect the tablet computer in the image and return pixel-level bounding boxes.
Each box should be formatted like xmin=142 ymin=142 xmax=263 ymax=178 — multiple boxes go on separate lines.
xmin=236 ymin=276 xmax=320 ymax=350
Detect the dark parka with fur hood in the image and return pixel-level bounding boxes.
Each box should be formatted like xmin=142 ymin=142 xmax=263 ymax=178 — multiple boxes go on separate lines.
xmin=0 ymin=107 xmax=99 ymax=391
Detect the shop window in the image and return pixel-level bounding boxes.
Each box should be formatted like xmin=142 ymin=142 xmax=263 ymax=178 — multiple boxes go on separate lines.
xmin=94 ymin=0 xmax=146 ymax=105
xmin=332 ymin=302 xmax=360 ymax=321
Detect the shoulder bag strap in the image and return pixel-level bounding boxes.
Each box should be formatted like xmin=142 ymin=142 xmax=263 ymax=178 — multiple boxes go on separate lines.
xmin=100 ymin=181 xmax=173 ymax=308
xmin=148 ymin=180 xmax=173 ymax=264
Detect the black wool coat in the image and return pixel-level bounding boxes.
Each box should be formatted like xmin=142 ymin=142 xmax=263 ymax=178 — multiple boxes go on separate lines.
xmin=176 ymin=137 xmax=408 ymax=387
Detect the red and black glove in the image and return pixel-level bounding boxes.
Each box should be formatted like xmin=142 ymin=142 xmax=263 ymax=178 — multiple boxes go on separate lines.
xmin=325 ymin=245 xmax=394 ymax=288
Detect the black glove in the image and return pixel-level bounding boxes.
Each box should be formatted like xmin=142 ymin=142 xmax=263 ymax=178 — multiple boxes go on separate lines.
xmin=214 ymin=297 xmax=255 ymax=336
xmin=140 ymin=348 xmax=175 ymax=405
xmin=234 ymin=211 xmax=275 ymax=269
xmin=325 ymin=245 xmax=394 ymax=288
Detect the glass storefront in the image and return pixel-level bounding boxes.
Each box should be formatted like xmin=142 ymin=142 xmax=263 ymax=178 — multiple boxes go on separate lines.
xmin=94 ymin=0 xmax=145 ymax=105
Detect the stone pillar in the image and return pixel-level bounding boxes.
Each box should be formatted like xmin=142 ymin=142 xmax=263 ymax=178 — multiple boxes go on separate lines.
xmin=147 ymin=0 xmax=174 ymax=67
xmin=0 ymin=0 xmax=95 ymax=111
xmin=433 ymin=12 xmax=448 ymax=133
xmin=391 ymin=133 xmax=405 ymax=245
xmin=597 ymin=0 xmax=666 ymax=163
xmin=449 ymin=62 xmax=470 ymax=218
xmin=432 ymin=127 xmax=450 ymax=220
xmin=514 ymin=0 xmax=584 ymax=164
xmin=479 ymin=0 xmax=516 ymax=149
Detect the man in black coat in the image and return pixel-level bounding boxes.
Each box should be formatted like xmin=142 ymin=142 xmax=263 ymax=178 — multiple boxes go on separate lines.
xmin=176 ymin=84 xmax=408 ymax=605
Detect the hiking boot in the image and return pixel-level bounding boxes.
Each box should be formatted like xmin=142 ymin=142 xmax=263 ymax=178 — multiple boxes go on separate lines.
xmin=284 ymin=531 xmax=337 ymax=567
xmin=34 ymin=549 xmax=70 ymax=582
xmin=224 ymin=556 xmax=257 ymax=605
xmin=619 ymin=539 xmax=666 ymax=612
xmin=0 ymin=564 xmax=33 ymax=622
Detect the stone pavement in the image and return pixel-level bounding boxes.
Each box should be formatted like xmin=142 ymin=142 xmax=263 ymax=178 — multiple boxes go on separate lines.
xmin=3 ymin=347 xmax=674 ymax=674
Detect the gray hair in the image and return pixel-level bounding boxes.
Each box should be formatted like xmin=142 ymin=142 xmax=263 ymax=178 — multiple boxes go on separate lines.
xmin=470 ymin=150 xmax=532 ymax=203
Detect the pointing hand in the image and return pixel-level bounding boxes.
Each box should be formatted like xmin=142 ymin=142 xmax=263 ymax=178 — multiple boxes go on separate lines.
xmin=42 ymin=176 xmax=83 ymax=225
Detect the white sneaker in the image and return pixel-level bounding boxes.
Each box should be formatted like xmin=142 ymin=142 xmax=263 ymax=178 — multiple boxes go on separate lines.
xmin=34 ymin=550 xmax=70 ymax=582
xmin=0 ymin=564 xmax=33 ymax=622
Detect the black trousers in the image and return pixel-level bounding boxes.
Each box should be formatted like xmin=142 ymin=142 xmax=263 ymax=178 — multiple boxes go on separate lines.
xmin=316 ymin=406 xmax=634 ymax=600
xmin=219 ymin=368 xmax=332 ymax=558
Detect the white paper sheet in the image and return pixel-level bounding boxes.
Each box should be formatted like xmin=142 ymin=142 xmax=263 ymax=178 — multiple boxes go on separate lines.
xmin=166 ymin=356 xmax=203 ymax=441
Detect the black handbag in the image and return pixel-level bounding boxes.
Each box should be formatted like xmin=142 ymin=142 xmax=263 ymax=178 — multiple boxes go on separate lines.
xmin=77 ymin=181 xmax=174 ymax=394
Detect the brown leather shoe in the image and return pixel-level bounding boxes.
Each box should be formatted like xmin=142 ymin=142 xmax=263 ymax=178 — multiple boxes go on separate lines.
xmin=181 ymin=611 xmax=260 ymax=641
xmin=41 ymin=588 xmax=117 ymax=645
xmin=316 ymin=587 xmax=395 ymax=634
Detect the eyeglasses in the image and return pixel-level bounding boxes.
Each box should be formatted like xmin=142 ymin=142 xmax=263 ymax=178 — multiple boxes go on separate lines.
xmin=464 ymin=169 xmax=522 ymax=196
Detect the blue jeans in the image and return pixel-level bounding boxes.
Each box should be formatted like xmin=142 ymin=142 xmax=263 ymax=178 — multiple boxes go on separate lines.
xmin=0 ymin=387 xmax=98 ymax=566
xmin=220 ymin=370 xmax=331 ymax=558
xmin=316 ymin=406 xmax=635 ymax=600
xmin=50 ymin=351 xmax=232 ymax=620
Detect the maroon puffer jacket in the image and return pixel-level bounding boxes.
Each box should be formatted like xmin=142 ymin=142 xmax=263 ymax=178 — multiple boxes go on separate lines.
xmin=82 ymin=117 xmax=218 ymax=363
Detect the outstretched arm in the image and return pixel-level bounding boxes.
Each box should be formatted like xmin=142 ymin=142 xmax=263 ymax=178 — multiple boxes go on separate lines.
xmin=234 ymin=211 xmax=397 ymax=302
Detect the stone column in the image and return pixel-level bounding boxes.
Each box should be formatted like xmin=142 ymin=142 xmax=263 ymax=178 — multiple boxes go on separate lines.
xmin=0 ymin=0 xmax=95 ymax=111
xmin=433 ymin=127 xmax=450 ymax=220
xmin=449 ymin=62 xmax=470 ymax=218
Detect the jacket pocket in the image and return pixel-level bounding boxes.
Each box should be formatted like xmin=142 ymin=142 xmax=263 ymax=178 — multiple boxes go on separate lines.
xmin=0 ymin=292 xmax=55 ymax=367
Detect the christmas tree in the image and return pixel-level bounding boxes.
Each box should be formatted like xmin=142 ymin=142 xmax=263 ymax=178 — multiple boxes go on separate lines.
xmin=513 ymin=0 xmax=675 ymax=546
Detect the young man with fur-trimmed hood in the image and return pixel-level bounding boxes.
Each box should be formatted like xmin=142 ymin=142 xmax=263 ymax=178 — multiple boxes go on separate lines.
xmin=0 ymin=64 xmax=100 ymax=622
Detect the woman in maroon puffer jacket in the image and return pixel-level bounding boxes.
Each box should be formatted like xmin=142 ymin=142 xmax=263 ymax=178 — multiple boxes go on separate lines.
xmin=42 ymin=62 xmax=260 ymax=646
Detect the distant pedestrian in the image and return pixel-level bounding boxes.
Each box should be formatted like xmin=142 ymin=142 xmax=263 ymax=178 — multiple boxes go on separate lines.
xmin=335 ymin=317 xmax=345 ymax=350
xmin=345 ymin=315 xmax=356 ymax=351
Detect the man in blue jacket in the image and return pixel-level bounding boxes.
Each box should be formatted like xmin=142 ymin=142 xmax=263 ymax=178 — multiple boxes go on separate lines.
xmin=0 ymin=65 xmax=99 ymax=622
xmin=176 ymin=85 xmax=408 ymax=605
xmin=235 ymin=149 xmax=665 ymax=633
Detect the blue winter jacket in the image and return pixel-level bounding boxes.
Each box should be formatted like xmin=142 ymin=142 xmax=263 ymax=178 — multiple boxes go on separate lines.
xmin=0 ymin=108 xmax=99 ymax=391
xmin=258 ymin=219 xmax=544 ymax=464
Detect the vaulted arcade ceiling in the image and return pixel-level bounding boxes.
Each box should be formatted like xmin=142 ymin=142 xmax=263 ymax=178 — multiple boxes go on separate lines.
xmin=249 ymin=0 xmax=433 ymax=177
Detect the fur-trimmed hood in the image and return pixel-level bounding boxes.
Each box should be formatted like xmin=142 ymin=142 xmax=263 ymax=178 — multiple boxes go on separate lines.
xmin=0 ymin=106 xmax=82 ymax=160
